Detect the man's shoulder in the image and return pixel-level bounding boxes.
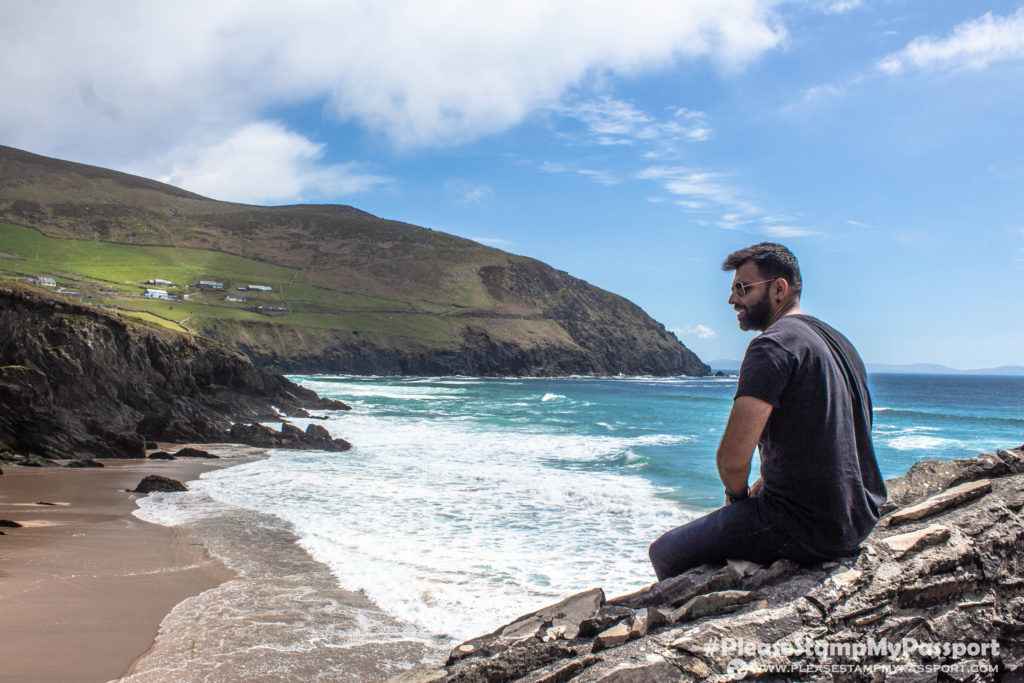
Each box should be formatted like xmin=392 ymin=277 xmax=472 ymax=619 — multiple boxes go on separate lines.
xmin=758 ymin=315 xmax=820 ymax=345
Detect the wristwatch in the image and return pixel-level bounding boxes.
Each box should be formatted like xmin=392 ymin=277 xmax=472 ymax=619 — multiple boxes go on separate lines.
xmin=725 ymin=487 xmax=749 ymax=504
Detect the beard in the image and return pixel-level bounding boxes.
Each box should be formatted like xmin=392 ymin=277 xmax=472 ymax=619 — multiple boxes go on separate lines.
xmin=736 ymin=288 xmax=772 ymax=331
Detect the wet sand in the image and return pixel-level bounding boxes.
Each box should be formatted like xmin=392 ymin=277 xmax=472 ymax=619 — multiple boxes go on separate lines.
xmin=0 ymin=458 xmax=233 ymax=683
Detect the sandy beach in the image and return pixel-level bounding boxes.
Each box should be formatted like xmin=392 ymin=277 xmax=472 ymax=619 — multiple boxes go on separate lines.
xmin=0 ymin=457 xmax=232 ymax=683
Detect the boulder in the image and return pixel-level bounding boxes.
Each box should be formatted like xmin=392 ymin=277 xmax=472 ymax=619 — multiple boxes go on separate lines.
xmin=172 ymin=447 xmax=219 ymax=459
xmin=391 ymin=447 xmax=1024 ymax=682
xmin=0 ymin=519 xmax=22 ymax=528
xmin=131 ymin=474 xmax=188 ymax=493
xmin=148 ymin=451 xmax=175 ymax=460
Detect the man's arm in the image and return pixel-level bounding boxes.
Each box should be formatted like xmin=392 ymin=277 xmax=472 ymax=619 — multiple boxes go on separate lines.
xmin=716 ymin=395 xmax=774 ymax=502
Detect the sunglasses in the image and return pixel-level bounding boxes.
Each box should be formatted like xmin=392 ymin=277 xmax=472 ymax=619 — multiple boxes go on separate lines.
xmin=731 ymin=279 xmax=776 ymax=297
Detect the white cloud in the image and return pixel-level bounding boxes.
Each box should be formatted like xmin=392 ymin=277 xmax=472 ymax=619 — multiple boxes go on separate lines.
xmin=153 ymin=122 xmax=391 ymax=204
xmin=576 ymin=169 xmax=621 ymax=186
xmin=878 ymin=8 xmax=1024 ymax=74
xmin=445 ymin=179 xmax=495 ymax=204
xmin=821 ymin=0 xmax=863 ymax=14
xmin=672 ymin=324 xmax=718 ymax=340
xmin=761 ymin=224 xmax=820 ymax=238
xmin=557 ymin=97 xmax=713 ymax=148
xmin=636 ymin=166 xmax=819 ymax=239
xmin=636 ymin=166 xmax=760 ymax=217
xmin=468 ymin=236 xmax=514 ymax=248
xmin=0 ymin=0 xmax=785 ymax=158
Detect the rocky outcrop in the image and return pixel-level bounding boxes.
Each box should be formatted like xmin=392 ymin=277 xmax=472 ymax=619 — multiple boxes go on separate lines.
xmin=0 ymin=280 xmax=351 ymax=462
xmin=393 ymin=447 xmax=1024 ymax=682
xmin=132 ymin=475 xmax=188 ymax=493
xmin=228 ymin=422 xmax=352 ymax=451
xmin=171 ymin=447 xmax=219 ymax=459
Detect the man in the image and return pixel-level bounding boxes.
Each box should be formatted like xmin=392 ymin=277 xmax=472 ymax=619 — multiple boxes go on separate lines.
xmin=649 ymin=242 xmax=886 ymax=580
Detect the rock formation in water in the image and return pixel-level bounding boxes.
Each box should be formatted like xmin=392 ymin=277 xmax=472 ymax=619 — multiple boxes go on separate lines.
xmin=0 ymin=280 xmax=351 ymax=462
xmin=392 ymin=446 xmax=1024 ymax=682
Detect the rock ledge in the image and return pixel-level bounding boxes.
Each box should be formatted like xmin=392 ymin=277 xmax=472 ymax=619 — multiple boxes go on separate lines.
xmin=393 ymin=446 xmax=1024 ymax=682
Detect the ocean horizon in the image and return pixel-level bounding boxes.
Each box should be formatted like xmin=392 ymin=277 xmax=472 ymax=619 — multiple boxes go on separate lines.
xmin=125 ymin=372 xmax=1024 ymax=681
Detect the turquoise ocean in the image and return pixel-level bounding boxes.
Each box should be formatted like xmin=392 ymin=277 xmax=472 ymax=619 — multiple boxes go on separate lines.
xmin=125 ymin=373 xmax=1023 ymax=681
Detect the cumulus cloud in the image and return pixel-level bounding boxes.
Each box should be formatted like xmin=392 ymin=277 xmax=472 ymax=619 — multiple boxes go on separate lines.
xmin=152 ymin=122 xmax=391 ymax=204
xmin=878 ymin=8 xmax=1024 ymax=74
xmin=672 ymin=324 xmax=718 ymax=340
xmin=0 ymin=1 xmax=784 ymax=156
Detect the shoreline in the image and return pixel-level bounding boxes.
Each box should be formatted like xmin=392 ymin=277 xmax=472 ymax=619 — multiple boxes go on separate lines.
xmin=0 ymin=455 xmax=234 ymax=683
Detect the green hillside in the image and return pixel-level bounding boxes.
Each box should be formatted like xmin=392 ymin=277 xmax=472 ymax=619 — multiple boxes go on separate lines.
xmin=0 ymin=145 xmax=709 ymax=376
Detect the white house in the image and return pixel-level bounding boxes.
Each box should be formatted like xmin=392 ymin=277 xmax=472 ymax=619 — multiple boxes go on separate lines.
xmin=144 ymin=288 xmax=169 ymax=299
xmin=247 ymin=284 xmax=273 ymax=292
xmin=28 ymin=277 xmax=57 ymax=287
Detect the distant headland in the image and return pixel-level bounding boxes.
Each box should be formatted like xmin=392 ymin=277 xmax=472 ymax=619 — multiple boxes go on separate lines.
xmin=0 ymin=145 xmax=707 ymax=377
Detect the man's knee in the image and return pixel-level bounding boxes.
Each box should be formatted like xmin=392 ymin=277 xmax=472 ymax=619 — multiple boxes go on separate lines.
xmin=649 ymin=532 xmax=683 ymax=581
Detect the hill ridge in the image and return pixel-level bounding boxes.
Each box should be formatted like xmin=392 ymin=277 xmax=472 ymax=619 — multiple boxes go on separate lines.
xmin=0 ymin=145 xmax=709 ymax=377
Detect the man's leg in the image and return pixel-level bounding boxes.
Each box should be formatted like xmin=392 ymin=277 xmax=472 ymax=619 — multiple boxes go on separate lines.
xmin=649 ymin=496 xmax=794 ymax=581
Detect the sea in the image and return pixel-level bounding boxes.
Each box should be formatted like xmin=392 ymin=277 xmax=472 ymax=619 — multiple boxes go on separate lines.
xmin=123 ymin=373 xmax=1023 ymax=682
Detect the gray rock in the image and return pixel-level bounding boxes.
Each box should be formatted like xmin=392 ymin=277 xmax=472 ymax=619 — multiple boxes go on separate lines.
xmin=886 ymin=479 xmax=992 ymax=526
xmin=670 ymin=589 xmax=754 ymax=622
xmin=880 ymin=523 xmax=951 ymax=558
xmin=592 ymin=622 xmax=631 ymax=650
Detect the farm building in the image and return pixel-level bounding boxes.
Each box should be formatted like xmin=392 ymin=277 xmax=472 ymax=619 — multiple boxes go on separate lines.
xmin=146 ymin=278 xmax=172 ymax=286
xmin=28 ymin=277 xmax=57 ymax=287
xmin=144 ymin=288 xmax=169 ymax=299
xmin=198 ymin=280 xmax=225 ymax=289
xmin=247 ymin=284 xmax=273 ymax=292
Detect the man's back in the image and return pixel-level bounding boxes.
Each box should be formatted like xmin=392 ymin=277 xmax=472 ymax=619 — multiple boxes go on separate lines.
xmin=737 ymin=314 xmax=886 ymax=555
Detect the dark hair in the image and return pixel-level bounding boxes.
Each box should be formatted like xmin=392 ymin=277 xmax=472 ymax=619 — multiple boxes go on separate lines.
xmin=721 ymin=242 xmax=802 ymax=297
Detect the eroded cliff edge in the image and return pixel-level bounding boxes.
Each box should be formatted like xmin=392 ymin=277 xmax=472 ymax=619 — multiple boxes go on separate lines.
xmin=394 ymin=446 xmax=1024 ymax=682
xmin=0 ymin=280 xmax=350 ymax=461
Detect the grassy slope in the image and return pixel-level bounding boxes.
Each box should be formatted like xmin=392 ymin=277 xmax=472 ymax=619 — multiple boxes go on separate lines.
xmin=0 ymin=221 xmax=569 ymax=352
xmin=0 ymin=145 xmax=706 ymax=375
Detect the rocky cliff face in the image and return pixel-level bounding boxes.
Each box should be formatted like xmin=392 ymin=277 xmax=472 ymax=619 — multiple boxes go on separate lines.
xmin=0 ymin=280 xmax=350 ymax=461
xmin=393 ymin=446 xmax=1024 ymax=682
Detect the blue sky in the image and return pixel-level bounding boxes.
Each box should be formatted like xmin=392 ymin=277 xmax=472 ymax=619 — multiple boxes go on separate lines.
xmin=2 ymin=1 xmax=1022 ymax=369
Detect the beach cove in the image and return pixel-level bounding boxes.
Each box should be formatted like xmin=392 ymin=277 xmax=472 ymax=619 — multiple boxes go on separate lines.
xmin=3 ymin=373 xmax=1020 ymax=681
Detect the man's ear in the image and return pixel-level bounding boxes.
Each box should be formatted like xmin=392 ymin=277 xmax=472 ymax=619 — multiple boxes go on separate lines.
xmin=773 ymin=278 xmax=790 ymax=303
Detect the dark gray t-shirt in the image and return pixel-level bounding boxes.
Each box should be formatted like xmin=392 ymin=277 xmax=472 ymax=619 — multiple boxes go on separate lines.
xmin=736 ymin=315 xmax=886 ymax=555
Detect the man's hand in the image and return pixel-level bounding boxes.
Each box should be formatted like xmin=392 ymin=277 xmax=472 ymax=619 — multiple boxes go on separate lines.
xmin=716 ymin=396 xmax=773 ymax=502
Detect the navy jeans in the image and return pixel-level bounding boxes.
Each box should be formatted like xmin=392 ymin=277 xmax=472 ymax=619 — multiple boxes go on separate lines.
xmin=648 ymin=495 xmax=831 ymax=581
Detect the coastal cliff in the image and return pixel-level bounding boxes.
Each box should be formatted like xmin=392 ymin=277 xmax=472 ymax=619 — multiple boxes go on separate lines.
xmin=0 ymin=145 xmax=709 ymax=377
xmin=394 ymin=446 xmax=1024 ymax=682
xmin=0 ymin=279 xmax=350 ymax=461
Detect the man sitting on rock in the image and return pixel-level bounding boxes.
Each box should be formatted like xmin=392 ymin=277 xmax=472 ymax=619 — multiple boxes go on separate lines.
xmin=649 ymin=242 xmax=886 ymax=580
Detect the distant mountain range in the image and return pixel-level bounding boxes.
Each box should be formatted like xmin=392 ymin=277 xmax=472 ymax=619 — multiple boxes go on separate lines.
xmin=708 ymin=359 xmax=1024 ymax=377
